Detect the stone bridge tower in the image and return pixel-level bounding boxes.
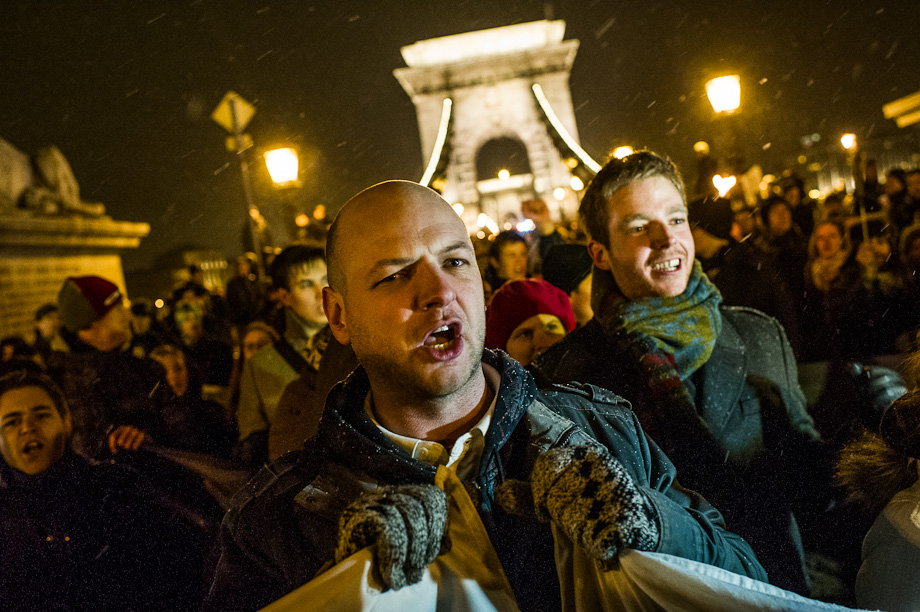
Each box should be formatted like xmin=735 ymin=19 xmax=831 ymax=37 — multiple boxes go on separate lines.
xmin=394 ymin=20 xmax=599 ymax=229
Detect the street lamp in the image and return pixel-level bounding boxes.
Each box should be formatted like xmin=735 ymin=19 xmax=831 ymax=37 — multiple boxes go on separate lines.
xmin=840 ymin=133 xmax=857 ymax=151
xmin=712 ymin=174 xmax=737 ymax=198
xmin=706 ymin=75 xmax=741 ymax=114
xmin=264 ymin=147 xmax=301 ymax=187
xmin=264 ymin=147 xmax=304 ymax=240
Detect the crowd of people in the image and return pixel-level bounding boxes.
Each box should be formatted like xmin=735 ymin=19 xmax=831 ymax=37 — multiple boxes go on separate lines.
xmin=1 ymin=150 xmax=919 ymax=610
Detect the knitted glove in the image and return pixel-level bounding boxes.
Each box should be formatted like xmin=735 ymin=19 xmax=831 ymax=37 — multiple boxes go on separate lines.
xmin=334 ymin=484 xmax=449 ymax=591
xmin=499 ymin=445 xmax=659 ymax=567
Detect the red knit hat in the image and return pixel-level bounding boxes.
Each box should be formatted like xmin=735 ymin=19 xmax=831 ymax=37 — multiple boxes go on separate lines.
xmin=57 ymin=276 xmax=123 ymax=332
xmin=485 ymin=279 xmax=576 ymax=350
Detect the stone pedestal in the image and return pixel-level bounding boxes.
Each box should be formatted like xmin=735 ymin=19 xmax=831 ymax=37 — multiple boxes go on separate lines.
xmin=0 ymin=214 xmax=149 ymax=338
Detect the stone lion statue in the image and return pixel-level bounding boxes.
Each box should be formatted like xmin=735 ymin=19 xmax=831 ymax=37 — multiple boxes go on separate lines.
xmin=0 ymin=137 xmax=105 ymax=217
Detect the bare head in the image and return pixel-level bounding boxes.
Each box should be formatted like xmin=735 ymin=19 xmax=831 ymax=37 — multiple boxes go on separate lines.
xmin=323 ymin=181 xmax=486 ymax=408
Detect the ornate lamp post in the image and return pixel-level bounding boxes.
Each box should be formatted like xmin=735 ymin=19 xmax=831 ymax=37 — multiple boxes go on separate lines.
xmin=706 ymin=75 xmax=742 ymax=183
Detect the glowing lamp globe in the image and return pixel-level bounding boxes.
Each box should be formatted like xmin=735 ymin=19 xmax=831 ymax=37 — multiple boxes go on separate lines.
xmin=264 ymin=148 xmax=299 ymax=184
xmin=706 ymin=75 xmax=741 ymax=114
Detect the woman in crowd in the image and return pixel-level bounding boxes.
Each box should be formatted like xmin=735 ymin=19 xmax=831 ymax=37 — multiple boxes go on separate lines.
xmin=756 ymin=196 xmax=809 ymax=310
xmin=484 ymin=279 xmax=575 ymax=367
xmin=226 ymin=321 xmax=279 ymax=421
xmin=801 ymin=220 xmax=903 ymax=361
xmin=148 ymin=344 xmax=237 ymax=458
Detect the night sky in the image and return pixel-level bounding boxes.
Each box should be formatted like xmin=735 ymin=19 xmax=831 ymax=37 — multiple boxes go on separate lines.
xmin=2 ymin=1 xmax=917 ymax=271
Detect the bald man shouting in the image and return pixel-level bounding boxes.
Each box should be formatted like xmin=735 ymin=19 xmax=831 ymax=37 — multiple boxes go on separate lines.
xmin=205 ymin=181 xmax=765 ymax=612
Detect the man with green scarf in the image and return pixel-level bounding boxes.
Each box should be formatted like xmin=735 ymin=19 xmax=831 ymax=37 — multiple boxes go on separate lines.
xmin=531 ymin=151 xmax=821 ymax=595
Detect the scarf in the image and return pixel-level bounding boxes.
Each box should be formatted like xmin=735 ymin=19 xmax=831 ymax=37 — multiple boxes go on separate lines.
xmin=590 ymin=263 xmax=742 ymax=503
xmin=593 ymin=260 xmax=723 ymax=380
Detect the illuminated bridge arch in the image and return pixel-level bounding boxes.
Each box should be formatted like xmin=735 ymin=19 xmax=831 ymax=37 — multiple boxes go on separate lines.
xmin=395 ymin=20 xmax=596 ymax=226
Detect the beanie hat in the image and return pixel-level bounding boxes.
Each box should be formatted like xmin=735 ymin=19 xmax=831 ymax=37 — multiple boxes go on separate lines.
xmin=57 ymin=276 xmax=123 ymax=332
xmin=485 ymin=279 xmax=575 ymax=350
xmin=689 ymin=196 xmax=734 ymax=241
xmin=542 ymin=244 xmax=593 ymax=294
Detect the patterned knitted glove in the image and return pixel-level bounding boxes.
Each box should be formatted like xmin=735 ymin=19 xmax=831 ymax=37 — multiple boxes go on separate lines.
xmin=334 ymin=484 xmax=449 ymax=591
xmin=530 ymin=445 xmax=659 ymax=565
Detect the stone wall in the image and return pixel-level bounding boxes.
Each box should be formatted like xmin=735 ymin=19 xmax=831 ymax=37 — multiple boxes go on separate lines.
xmin=0 ymin=215 xmax=148 ymax=338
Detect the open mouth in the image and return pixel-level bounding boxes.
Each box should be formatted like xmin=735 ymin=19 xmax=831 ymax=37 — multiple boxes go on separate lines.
xmin=424 ymin=323 xmax=460 ymax=352
xmin=21 ymin=440 xmax=43 ymax=456
xmin=650 ymin=258 xmax=680 ymax=273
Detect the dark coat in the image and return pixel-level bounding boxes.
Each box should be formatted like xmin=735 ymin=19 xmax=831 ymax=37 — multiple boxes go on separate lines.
xmin=531 ymin=307 xmax=823 ymax=594
xmin=0 ymin=451 xmax=206 ymax=611
xmin=47 ymin=345 xmax=172 ymax=460
xmin=205 ymin=350 xmax=765 ymax=612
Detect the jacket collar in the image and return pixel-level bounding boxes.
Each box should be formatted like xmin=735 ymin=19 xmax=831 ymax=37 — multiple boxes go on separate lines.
xmin=283 ymin=307 xmax=326 ymax=347
xmin=313 ymin=350 xmax=538 ymax=483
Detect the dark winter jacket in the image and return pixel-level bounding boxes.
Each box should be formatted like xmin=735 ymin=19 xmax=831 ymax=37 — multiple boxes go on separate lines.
xmin=205 ymin=350 xmax=765 ymax=612
xmin=47 ymin=343 xmax=172 ymax=460
xmin=531 ymin=307 xmax=823 ymax=594
xmin=0 ymin=450 xmax=207 ymax=611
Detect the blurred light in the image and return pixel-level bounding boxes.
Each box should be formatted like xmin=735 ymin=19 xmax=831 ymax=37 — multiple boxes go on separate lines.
xmin=477 ymin=213 xmax=499 ymax=234
xmin=419 ymin=98 xmax=452 ymax=187
xmin=840 ymin=133 xmax=857 ymax=150
xmin=612 ymin=146 xmax=635 ymax=159
xmin=706 ymin=75 xmax=741 ymax=114
xmin=533 ymin=84 xmax=602 ymax=172
xmin=498 ymin=169 xmax=510 ymax=181
xmin=503 ymin=222 xmax=513 ymax=230
xmin=797 ymin=155 xmax=808 ymax=164
xmin=564 ymin=157 xmax=579 ymax=169
xmin=712 ymin=174 xmax=737 ymax=198
xmin=313 ymin=205 xmax=326 ymax=220
xmin=249 ymin=208 xmax=260 ymax=220
xmin=295 ymin=214 xmax=309 ymax=227
xmin=693 ymin=141 xmax=709 ymax=155
xmin=154 ymin=299 xmax=164 ymax=309
xmin=809 ymin=189 xmax=822 ymax=200
xmin=516 ymin=219 xmax=536 ymax=233
xmin=264 ymin=148 xmax=299 ymax=184
xmin=570 ymin=176 xmax=585 ymax=191
xmin=476 ymin=230 xmax=486 ymax=239
xmin=452 ymin=203 xmax=464 ymax=216
xmin=553 ymin=187 xmax=566 ymax=201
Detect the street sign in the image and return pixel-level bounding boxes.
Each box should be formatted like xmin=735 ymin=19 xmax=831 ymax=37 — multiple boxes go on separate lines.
xmin=883 ymin=90 xmax=920 ymax=128
xmin=211 ymin=91 xmax=256 ymax=133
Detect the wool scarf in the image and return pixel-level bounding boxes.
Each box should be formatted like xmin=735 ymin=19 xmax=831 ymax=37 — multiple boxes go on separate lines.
xmin=593 ymin=260 xmax=723 ymax=381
